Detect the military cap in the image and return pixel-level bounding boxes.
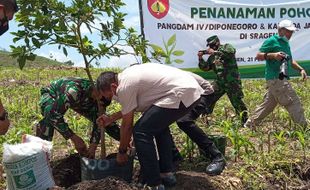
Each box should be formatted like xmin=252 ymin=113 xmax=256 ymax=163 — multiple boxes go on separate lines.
xmin=206 ymin=35 xmax=219 ymax=46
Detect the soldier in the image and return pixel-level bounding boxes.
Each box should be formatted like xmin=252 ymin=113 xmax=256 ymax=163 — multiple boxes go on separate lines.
xmin=198 ymin=35 xmax=248 ymax=124
xmin=36 ymin=77 xmax=120 ymax=158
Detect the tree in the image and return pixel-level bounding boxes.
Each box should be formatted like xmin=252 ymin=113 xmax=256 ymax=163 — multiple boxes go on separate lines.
xmin=63 ymin=60 xmax=74 ymax=66
xmin=10 ymin=0 xmax=149 ymax=158
xmin=10 ymin=0 xmax=148 ymax=82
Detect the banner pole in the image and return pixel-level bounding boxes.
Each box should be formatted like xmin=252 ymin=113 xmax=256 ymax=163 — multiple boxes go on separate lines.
xmin=138 ymin=0 xmax=146 ymax=62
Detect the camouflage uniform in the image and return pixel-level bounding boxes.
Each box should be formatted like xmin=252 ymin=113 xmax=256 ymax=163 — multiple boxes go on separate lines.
xmin=36 ymin=77 xmax=120 ymax=144
xmin=199 ymin=39 xmax=248 ymax=124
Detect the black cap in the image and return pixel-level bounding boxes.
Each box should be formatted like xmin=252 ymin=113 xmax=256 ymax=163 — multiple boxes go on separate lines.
xmin=206 ymin=35 xmax=219 ymax=46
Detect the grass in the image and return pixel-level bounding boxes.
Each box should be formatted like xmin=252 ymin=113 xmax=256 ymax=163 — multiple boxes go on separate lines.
xmin=0 ymin=64 xmax=309 ymax=189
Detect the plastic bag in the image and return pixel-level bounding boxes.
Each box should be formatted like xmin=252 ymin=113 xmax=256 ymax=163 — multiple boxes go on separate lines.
xmin=3 ymin=134 xmax=55 ymax=190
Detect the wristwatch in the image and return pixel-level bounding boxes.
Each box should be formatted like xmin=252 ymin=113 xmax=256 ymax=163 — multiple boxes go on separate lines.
xmin=0 ymin=110 xmax=8 ymax=121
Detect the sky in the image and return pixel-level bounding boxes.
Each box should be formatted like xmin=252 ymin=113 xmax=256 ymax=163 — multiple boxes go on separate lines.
xmin=1 ymin=0 xmax=141 ymax=68
xmin=2 ymin=0 xmax=306 ymax=69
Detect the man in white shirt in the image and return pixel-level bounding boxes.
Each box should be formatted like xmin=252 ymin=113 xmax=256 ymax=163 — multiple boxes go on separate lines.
xmin=176 ymin=73 xmax=226 ymax=176
xmin=96 ymin=63 xmax=203 ymax=189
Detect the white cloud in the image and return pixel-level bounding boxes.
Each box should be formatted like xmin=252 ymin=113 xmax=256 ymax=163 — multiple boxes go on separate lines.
xmin=102 ymin=54 xmax=142 ymax=69
xmin=97 ymin=45 xmax=140 ymax=68
xmin=39 ymin=51 xmax=71 ymax=63
xmin=80 ymin=18 xmax=105 ymax=34
xmin=124 ymin=16 xmax=140 ymax=30
xmin=76 ymin=60 xmax=86 ymax=67
xmin=74 ymin=56 xmax=137 ymax=69
xmin=122 ymin=0 xmax=139 ymax=15
xmin=74 ymin=45 xmax=141 ymax=69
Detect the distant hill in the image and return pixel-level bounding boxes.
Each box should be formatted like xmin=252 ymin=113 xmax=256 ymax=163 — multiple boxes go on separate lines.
xmin=0 ymin=50 xmax=65 ymax=68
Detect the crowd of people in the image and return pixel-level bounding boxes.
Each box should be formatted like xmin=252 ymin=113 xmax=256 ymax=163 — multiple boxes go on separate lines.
xmin=0 ymin=1 xmax=308 ymax=189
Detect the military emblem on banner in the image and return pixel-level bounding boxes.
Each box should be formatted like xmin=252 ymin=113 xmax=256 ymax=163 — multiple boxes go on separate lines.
xmin=147 ymin=0 xmax=169 ymax=19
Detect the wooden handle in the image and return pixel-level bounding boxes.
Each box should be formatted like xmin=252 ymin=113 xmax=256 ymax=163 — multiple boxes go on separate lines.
xmin=100 ymin=127 xmax=106 ymax=159
xmin=97 ymin=95 xmax=106 ymax=159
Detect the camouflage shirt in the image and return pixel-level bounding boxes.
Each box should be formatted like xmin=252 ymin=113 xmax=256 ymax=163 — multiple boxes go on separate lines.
xmin=199 ymin=43 xmax=241 ymax=85
xmin=40 ymin=77 xmax=102 ymax=144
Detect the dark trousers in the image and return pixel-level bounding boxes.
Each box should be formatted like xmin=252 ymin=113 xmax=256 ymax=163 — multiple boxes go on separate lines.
xmin=207 ymin=85 xmax=248 ymax=124
xmin=177 ymin=95 xmax=221 ymax=159
xmin=133 ymin=100 xmax=200 ymax=186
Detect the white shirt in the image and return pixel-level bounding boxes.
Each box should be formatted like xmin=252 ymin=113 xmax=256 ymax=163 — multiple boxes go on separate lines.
xmin=115 ymin=63 xmax=204 ymax=114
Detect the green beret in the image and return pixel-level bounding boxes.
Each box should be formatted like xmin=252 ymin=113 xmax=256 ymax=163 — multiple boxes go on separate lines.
xmin=206 ymin=35 xmax=219 ymax=46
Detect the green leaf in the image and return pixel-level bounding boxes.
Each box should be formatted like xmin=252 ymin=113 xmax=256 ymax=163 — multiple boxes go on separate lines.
xmin=32 ymin=38 xmax=41 ymax=48
xmin=172 ymin=50 xmax=184 ymax=56
xmin=174 ymin=59 xmax=184 ymax=64
xmin=165 ymin=57 xmax=171 ymax=64
xmin=25 ymin=37 xmax=29 ymax=46
xmin=13 ymin=37 xmax=21 ymax=43
xmin=85 ymin=23 xmax=93 ymax=34
xmin=167 ymin=34 xmax=176 ymax=47
xmin=150 ymin=44 xmax=164 ymax=53
xmin=10 ymin=46 xmax=22 ymax=58
xmin=296 ymin=132 xmax=305 ymax=146
xmin=63 ymin=47 xmax=68 ymax=57
xmin=17 ymin=56 xmax=26 ymax=70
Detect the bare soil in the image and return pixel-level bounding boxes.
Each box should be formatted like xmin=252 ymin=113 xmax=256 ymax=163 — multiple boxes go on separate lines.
xmin=49 ymin=153 xmax=239 ymax=190
xmin=0 ymin=152 xmax=308 ymax=190
xmin=50 ymin=154 xmax=81 ymax=188
xmin=48 ymin=153 xmax=310 ymax=190
xmin=67 ymin=177 xmax=141 ymax=190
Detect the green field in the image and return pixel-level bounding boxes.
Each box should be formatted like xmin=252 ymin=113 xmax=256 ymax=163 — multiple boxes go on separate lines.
xmin=0 ymin=53 xmax=310 ymax=189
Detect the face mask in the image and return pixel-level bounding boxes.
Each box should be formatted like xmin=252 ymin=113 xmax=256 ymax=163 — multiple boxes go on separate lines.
xmin=0 ymin=16 xmax=8 ymax=36
xmin=209 ymin=43 xmax=219 ymax=50
xmin=281 ymin=36 xmax=289 ymax=42
xmin=100 ymin=96 xmax=112 ymax=107
xmin=279 ymin=31 xmax=289 ymax=42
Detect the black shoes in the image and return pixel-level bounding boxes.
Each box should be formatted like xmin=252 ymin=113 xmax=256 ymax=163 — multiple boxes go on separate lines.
xmin=204 ymin=143 xmax=226 ymax=176
xmin=138 ymin=173 xmax=176 ymax=189
xmin=205 ymin=159 xmax=226 ymax=176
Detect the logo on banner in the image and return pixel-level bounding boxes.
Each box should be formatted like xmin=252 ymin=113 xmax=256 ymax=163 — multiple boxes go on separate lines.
xmin=147 ymin=0 xmax=169 ymax=19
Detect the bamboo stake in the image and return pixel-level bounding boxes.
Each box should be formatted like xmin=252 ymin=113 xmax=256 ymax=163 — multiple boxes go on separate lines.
xmin=100 ymin=127 xmax=106 ymax=159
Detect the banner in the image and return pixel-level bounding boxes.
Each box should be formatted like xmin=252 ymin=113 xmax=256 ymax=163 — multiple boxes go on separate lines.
xmin=140 ymin=0 xmax=310 ymax=78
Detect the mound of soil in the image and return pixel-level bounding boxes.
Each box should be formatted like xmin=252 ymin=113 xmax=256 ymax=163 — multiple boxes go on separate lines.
xmin=50 ymin=154 xmax=81 ymax=188
xmin=67 ymin=176 xmax=141 ymax=190
xmin=172 ymin=171 xmax=219 ymax=190
xmin=50 ymin=153 xmax=309 ymax=190
xmin=48 ymin=154 xmax=245 ymax=190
